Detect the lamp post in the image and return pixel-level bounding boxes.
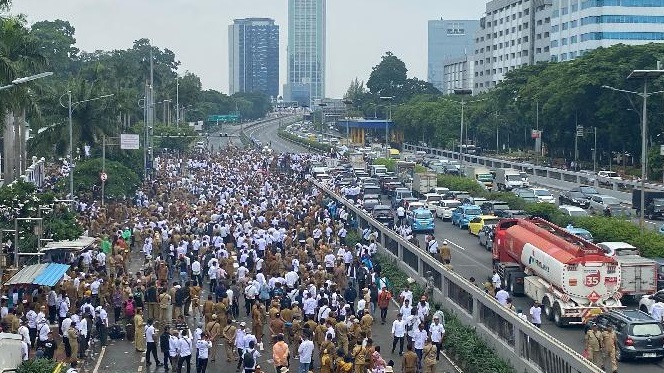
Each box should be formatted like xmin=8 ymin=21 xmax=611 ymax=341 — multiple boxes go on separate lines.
xmin=317 ymin=102 xmax=327 ymax=137
xmin=453 ymin=88 xmax=472 ymax=170
xmin=602 ymin=67 xmax=664 ymax=231
xmin=342 ymin=99 xmax=353 ymax=144
xmin=380 ymin=96 xmax=394 ymax=158
xmin=60 ymin=92 xmax=114 ymax=199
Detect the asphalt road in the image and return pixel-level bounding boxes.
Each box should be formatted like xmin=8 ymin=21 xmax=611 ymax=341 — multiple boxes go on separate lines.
xmin=248 ymin=118 xmax=310 ymax=154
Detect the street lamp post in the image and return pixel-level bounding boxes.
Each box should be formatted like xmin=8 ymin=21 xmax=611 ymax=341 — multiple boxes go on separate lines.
xmin=380 ymin=96 xmax=394 ymax=158
xmin=602 ymin=68 xmax=664 ymax=230
xmin=454 ymin=88 xmax=472 ymax=170
xmin=342 ymin=99 xmax=353 ymax=144
xmin=60 ymin=92 xmax=114 ymax=199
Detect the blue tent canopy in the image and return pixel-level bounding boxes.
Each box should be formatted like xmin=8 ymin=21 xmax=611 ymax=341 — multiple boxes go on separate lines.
xmin=4 ymin=263 xmax=70 ymax=287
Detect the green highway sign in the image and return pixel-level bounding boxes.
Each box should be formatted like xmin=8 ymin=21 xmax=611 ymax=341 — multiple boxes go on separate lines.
xmin=207 ymin=114 xmax=240 ymax=123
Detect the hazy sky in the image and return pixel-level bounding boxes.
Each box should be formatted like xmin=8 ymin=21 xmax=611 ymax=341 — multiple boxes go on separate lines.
xmin=12 ymin=0 xmax=487 ymax=98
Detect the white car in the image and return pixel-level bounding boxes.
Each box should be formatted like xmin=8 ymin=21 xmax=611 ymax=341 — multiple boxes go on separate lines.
xmin=597 ymin=170 xmax=622 ymax=180
xmin=638 ymin=289 xmax=664 ymax=315
xmin=529 ymin=188 xmax=555 ymax=204
xmin=421 ymin=193 xmax=442 ymax=212
xmin=435 ymin=200 xmax=461 ymax=221
xmin=558 ymin=205 xmax=588 ymax=217
xmin=431 ymin=187 xmax=450 ymax=195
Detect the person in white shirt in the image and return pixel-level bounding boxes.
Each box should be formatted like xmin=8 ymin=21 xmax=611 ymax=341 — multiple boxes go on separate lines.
xmin=37 ymin=319 xmax=50 ymax=348
xmin=26 ymin=307 xmax=37 ymax=347
xmin=177 ymin=331 xmax=193 ymax=373
xmin=144 ymin=319 xmax=162 ymax=366
xmin=391 ymin=313 xmax=407 ymax=355
xmin=191 ymin=259 xmax=202 ymax=286
xmin=400 ymin=288 xmax=413 ymax=305
xmin=18 ymin=321 xmax=30 ymax=351
xmin=529 ymin=301 xmax=542 ymax=328
xmin=411 ymin=323 xmax=428 ymax=370
xmin=429 ymin=316 xmax=445 ymax=360
xmin=495 ymin=287 xmax=510 ymax=306
xmin=491 ymin=271 xmax=502 ymax=289
xmin=168 ymin=330 xmax=180 ymax=369
xmin=285 ymin=270 xmax=299 ymax=288
xmin=297 ymin=332 xmax=314 ymax=372
xmin=20 ymin=335 xmax=29 ymax=361
xmin=196 ymin=333 xmax=212 ymax=373
xmin=208 ymin=263 xmax=218 ymax=293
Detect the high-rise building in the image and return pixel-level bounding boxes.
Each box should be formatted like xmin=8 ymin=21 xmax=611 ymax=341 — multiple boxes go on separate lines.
xmin=428 ymin=19 xmax=480 ymax=92
xmin=284 ymin=0 xmax=326 ymax=106
xmin=550 ymin=0 xmax=664 ymax=62
xmin=473 ymin=0 xmax=552 ymax=93
xmin=228 ymin=18 xmax=279 ymax=98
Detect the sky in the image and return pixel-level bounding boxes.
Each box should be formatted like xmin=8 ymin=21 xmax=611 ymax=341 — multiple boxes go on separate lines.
xmin=11 ymin=0 xmax=487 ymax=98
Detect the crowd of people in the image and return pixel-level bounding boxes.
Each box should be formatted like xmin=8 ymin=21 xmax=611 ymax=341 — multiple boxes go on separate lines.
xmin=1 ymin=145 xmax=452 ymax=373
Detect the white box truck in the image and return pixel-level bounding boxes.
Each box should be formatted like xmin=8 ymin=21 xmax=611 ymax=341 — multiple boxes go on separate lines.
xmin=412 ymin=173 xmax=438 ymax=198
xmin=493 ymin=168 xmax=525 ymax=191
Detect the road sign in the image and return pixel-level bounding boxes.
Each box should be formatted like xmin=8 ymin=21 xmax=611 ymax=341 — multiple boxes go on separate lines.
xmin=100 ymin=172 xmax=108 ymax=182
xmin=576 ymin=125 xmax=584 ymax=137
xmin=587 ymin=290 xmax=601 ymax=303
xmin=207 ymin=114 xmax=240 ymax=123
xmin=531 ymin=129 xmax=541 ymax=139
xmin=120 ymin=134 xmax=140 ymax=150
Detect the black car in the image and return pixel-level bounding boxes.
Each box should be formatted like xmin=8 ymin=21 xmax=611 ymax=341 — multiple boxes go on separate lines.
xmin=644 ymin=198 xmax=664 ymax=220
xmin=480 ymin=200 xmax=510 ymax=215
xmin=585 ymin=310 xmax=664 ymax=361
xmin=371 ymin=204 xmax=394 ymax=227
xmin=494 ymin=209 xmax=528 ymax=219
xmin=558 ymin=190 xmax=590 ymax=208
xmin=569 ymin=185 xmax=600 ymax=200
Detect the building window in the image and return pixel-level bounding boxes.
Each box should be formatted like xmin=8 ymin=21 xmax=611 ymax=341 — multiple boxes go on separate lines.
xmin=545 ymin=17 xmax=551 ymax=23
xmin=524 ymin=8 xmax=530 ymax=15
xmin=571 ymin=35 xmax=578 ymax=43
xmin=537 ymin=19 xmax=543 ymax=25
xmin=511 ymin=40 xmax=516 ymax=46
xmin=524 ymin=22 xmax=529 ymax=28
xmin=544 ymin=46 xmax=550 ymax=52
xmin=523 ymin=35 xmax=529 ymax=42
xmin=561 ymin=6 xmax=569 ymax=15
xmin=552 ymin=25 xmax=559 ymax=32
xmin=537 ymin=33 xmax=542 ymax=39
xmin=562 ymin=37 xmax=568 ymax=45
xmin=551 ymin=39 xmax=559 ymax=47
xmin=553 ymin=9 xmax=559 ymax=17
xmin=562 ymin=22 xmax=568 ymax=30
xmin=571 ymin=20 xmax=578 ymax=28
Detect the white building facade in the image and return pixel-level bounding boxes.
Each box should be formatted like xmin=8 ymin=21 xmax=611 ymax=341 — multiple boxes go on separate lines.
xmin=474 ymin=0 xmax=552 ymax=93
xmin=550 ymin=0 xmax=664 ymax=62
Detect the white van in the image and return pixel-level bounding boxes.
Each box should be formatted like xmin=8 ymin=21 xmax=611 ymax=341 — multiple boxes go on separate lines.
xmin=370 ymin=164 xmax=388 ymax=177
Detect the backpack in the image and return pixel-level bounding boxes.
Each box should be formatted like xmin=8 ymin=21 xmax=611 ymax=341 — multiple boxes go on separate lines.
xmin=243 ymin=350 xmax=255 ymax=368
xmin=246 ymin=253 xmax=255 ymax=269
xmin=125 ymin=301 xmax=135 ymax=317
xmin=259 ymin=284 xmax=270 ymax=301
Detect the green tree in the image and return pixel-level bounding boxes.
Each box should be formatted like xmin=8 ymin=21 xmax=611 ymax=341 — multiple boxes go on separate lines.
xmin=70 ymin=158 xmax=140 ymax=199
xmin=29 ymin=19 xmax=79 ymax=75
xmin=366 ymin=52 xmax=408 ymax=98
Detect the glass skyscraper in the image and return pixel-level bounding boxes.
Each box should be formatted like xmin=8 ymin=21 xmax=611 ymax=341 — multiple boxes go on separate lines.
xmin=285 ymin=0 xmax=326 ymax=106
xmin=228 ymin=18 xmax=279 ymax=98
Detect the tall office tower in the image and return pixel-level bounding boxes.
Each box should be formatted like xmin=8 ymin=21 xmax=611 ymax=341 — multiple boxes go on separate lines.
xmin=229 ymin=18 xmax=279 ymax=98
xmin=428 ymin=19 xmax=480 ymax=93
xmin=551 ymin=0 xmax=664 ymax=62
xmin=284 ymin=0 xmax=326 ymax=106
xmin=473 ymin=0 xmax=552 ymax=93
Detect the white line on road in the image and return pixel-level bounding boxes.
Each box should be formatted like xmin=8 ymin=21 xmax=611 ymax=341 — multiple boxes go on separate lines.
xmin=92 ymin=346 xmax=106 ymax=373
xmin=446 ymin=239 xmax=465 ymax=251
xmin=138 ymin=365 xmax=143 ymax=372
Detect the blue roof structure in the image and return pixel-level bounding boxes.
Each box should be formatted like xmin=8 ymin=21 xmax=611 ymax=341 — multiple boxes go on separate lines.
xmin=4 ymin=263 xmax=70 ymax=287
xmin=34 ymin=263 xmax=71 ymax=287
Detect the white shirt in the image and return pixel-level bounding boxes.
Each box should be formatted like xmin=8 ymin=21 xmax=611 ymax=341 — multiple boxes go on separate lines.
xmin=496 ymin=289 xmax=509 ymax=306
xmin=191 ymin=261 xmax=201 ymax=274
xmin=169 ymin=335 xmax=179 ymax=357
xmin=400 ymin=290 xmax=413 ymax=305
xmin=530 ymin=305 xmax=542 ymax=324
xmin=651 ymin=302 xmax=664 ymax=322
xmin=78 ymin=318 xmax=88 ymax=337
xmin=491 ymin=273 xmax=501 ymax=288
xmin=61 ymin=317 xmax=72 ymax=336
xmin=298 ymin=340 xmax=315 ymax=363
xmin=197 ymin=339 xmax=212 ymax=359
xmin=411 ymin=329 xmax=427 ymax=349
xmin=285 ymin=271 xmax=299 ymax=288
xmin=18 ymin=325 xmax=30 ymax=345
xmin=26 ymin=310 xmax=37 ymax=328
xmin=145 ymin=325 xmax=156 ymax=343
xmin=178 ymin=336 xmax=193 ymax=356
xmin=430 ymin=323 xmax=445 ymax=343
xmin=391 ymin=319 xmax=406 ymax=338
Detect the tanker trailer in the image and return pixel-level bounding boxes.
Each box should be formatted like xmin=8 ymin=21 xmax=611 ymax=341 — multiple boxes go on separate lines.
xmin=492 ymin=217 xmax=623 ymax=326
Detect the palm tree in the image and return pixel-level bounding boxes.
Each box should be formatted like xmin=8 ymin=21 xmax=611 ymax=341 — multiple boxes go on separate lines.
xmin=0 ymin=15 xmax=47 ymax=181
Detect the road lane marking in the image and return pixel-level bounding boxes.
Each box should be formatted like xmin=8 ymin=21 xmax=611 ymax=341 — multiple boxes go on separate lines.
xmin=446 ymin=239 xmax=465 ymax=251
xmin=92 ymin=346 xmax=106 ymax=373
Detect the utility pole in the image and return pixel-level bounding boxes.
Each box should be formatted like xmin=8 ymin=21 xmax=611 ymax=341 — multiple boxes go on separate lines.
xmin=176 ymin=76 xmax=180 ymax=127
xmin=68 ymin=90 xmax=73 ymax=199
xmin=593 ymin=127 xmax=597 ymax=173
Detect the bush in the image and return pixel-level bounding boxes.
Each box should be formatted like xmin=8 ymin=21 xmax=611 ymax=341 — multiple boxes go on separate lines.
xmin=373 ymin=254 xmax=514 ymax=373
xmin=345 ymin=230 xmax=362 ymax=248
xmin=436 ymin=174 xmax=485 ymax=196
xmin=17 ymin=359 xmax=58 ymax=373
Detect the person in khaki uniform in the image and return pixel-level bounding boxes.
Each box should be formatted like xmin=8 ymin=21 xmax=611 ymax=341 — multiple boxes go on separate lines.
xmin=584 ymin=324 xmax=603 ymax=368
xmin=351 ymin=340 xmax=367 ymax=373
xmin=335 ymin=318 xmax=349 ymax=355
xmin=158 ymin=289 xmax=171 ymax=326
xmin=348 ymin=318 xmax=362 ymax=349
xmin=422 ymin=338 xmax=438 ymax=373
xmin=206 ymin=314 xmax=222 ymax=362
xmin=360 ymin=311 xmax=374 ymax=339
xmin=601 ymin=324 xmax=618 ymax=373
xmin=203 ymin=295 xmax=215 ymax=324
xmin=402 ymin=344 xmax=418 ymax=373
xmin=222 ymin=320 xmax=238 ymax=362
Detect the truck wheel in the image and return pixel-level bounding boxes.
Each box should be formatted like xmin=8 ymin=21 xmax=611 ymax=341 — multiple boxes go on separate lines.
xmin=543 ymin=298 xmax=554 ymax=321
xmin=553 ymin=304 xmax=566 ymax=327
xmin=647 ymin=211 xmax=654 ymax=220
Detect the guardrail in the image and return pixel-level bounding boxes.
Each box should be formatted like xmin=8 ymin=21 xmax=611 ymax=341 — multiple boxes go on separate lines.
xmin=313 ymin=180 xmax=603 ymax=373
xmin=403 ymin=143 xmax=662 ymax=200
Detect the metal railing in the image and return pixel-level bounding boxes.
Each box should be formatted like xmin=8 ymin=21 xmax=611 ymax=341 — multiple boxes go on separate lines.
xmin=403 ymin=143 xmax=661 ymax=201
xmin=313 ymin=180 xmax=603 ymax=373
